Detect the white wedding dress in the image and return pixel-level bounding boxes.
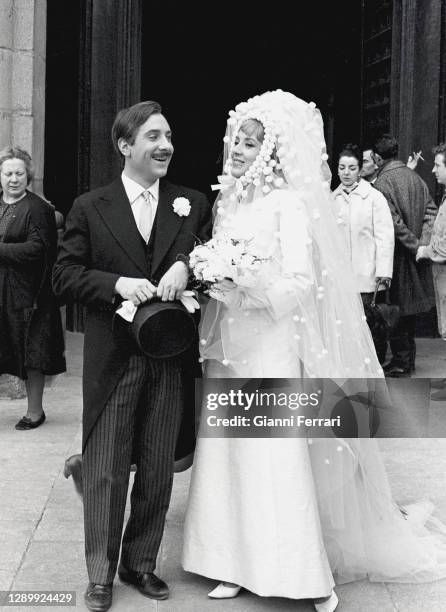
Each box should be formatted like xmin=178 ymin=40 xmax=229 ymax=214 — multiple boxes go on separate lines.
xmin=183 ymin=190 xmax=335 ymax=598
xmin=182 ymin=189 xmax=446 ymax=597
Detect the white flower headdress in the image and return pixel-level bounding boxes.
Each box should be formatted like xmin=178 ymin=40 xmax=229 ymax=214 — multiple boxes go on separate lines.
xmin=214 ymin=90 xmax=331 ymax=203
xmin=208 ymin=89 xmax=384 ymax=380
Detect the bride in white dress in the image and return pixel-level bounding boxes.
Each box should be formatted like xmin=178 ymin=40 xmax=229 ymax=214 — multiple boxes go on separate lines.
xmin=182 ymin=91 xmax=446 ymax=611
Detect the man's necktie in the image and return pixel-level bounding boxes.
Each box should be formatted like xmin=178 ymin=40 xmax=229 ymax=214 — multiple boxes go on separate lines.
xmin=140 ymin=190 xmax=153 ymax=243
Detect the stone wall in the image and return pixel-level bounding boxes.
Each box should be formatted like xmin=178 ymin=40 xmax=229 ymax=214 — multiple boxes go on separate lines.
xmin=0 ymin=0 xmax=47 ymax=194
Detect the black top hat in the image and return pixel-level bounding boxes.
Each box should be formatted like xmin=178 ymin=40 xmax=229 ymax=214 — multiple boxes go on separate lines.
xmin=113 ymin=299 xmax=196 ymax=359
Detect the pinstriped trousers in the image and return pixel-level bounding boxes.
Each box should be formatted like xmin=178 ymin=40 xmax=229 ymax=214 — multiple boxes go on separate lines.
xmin=83 ymin=354 xmax=183 ymax=585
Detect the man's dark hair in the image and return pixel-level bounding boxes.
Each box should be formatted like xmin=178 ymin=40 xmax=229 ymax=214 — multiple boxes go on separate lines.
xmin=338 ymin=143 xmax=363 ymax=169
xmin=362 ymin=143 xmax=374 ymax=154
xmin=432 ymin=142 xmax=446 ymax=165
xmin=111 ymin=101 xmax=162 ymax=155
xmin=374 ymin=134 xmax=399 ymax=160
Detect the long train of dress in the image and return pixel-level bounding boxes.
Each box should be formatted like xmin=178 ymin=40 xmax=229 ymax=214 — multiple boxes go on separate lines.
xmin=183 ymin=190 xmax=446 ymax=597
xmin=183 ymin=380 xmax=446 ymax=596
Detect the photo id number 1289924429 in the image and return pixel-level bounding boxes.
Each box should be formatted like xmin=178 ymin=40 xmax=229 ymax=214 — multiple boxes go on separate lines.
xmin=0 ymin=591 xmax=76 ymax=606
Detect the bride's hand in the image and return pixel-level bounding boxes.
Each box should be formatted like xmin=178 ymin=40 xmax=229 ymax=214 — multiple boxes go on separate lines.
xmin=209 ymin=278 xmax=237 ymax=305
xmin=213 ymin=278 xmax=237 ymax=292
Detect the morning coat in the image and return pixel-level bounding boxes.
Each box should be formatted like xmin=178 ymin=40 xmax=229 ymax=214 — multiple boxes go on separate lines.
xmin=52 ymin=177 xmax=212 ymax=451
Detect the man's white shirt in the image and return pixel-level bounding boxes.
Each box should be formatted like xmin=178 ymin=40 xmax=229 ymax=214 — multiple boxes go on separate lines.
xmin=121 ymin=172 xmax=159 ymax=242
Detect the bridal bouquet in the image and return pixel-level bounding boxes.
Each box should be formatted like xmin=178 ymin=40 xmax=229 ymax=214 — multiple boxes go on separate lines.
xmin=189 ymin=236 xmax=269 ymax=291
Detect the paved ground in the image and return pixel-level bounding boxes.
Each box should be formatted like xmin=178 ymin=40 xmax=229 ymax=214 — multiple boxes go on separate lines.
xmin=0 ymin=333 xmax=446 ymax=612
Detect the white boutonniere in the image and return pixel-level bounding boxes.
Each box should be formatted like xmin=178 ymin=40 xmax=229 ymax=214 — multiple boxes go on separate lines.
xmin=172 ymin=196 xmax=191 ymax=217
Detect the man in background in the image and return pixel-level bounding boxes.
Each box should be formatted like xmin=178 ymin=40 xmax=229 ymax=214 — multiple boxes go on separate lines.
xmin=416 ymin=143 xmax=446 ymax=398
xmin=373 ymin=135 xmax=437 ymax=377
xmin=361 ymin=147 xmax=379 ymax=184
xmin=362 ymin=147 xmax=423 ymax=184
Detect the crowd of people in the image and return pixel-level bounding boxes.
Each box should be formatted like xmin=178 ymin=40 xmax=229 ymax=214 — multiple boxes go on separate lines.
xmin=1 ymin=92 xmax=446 ymax=612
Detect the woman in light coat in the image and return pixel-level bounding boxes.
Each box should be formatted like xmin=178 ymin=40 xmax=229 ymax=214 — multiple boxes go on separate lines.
xmin=332 ymin=143 xmax=394 ymax=362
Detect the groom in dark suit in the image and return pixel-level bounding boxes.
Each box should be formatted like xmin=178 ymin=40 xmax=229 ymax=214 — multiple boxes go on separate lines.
xmin=53 ymin=101 xmax=211 ymax=612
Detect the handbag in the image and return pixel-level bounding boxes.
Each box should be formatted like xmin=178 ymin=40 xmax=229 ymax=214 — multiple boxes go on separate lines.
xmin=369 ymin=282 xmax=400 ymax=333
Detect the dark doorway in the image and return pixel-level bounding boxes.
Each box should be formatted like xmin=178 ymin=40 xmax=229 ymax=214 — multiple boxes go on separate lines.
xmin=141 ymin=1 xmax=363 ymax=200
xmin=45 ymin=1 xmax=363 ymax=211
xmin=44 ymin=0 xmax=82 ymax=217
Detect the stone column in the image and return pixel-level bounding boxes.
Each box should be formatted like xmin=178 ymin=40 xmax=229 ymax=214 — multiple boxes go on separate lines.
xmin=391 ymin=0 xmax=442 ymax=192
xmin=78 ymin=0 xmax=142 ymax=191
xmin=0 ymin=0 xmax=47 ymax=194
xmin=0 ymin=0 xmax=47 ymax=398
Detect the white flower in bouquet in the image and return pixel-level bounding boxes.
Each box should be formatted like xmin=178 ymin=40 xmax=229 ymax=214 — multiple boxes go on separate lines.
xmin=189 ymin=240 xmax=231 ymax=283
xmin=189 ymin=236 xmax=269 ymax=292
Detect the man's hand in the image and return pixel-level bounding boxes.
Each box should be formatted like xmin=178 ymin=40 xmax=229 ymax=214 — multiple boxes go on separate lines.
xmin=416 ymin=245 xmax=428 ymax=262
xmin=376 ymin=277 xmax=391 ymax=289
xmin=156 ymin=261 xmax=188 ymax=301
xmin=407 ymin=151 xmax=423 ymax=170
xmin=115 ymin=277 xmax=156 ymax=305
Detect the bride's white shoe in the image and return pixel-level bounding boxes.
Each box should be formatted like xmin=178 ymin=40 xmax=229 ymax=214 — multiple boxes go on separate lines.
xmin=208 ymin=582 xmax=241 ymax=599
xmin=314 ymin=591 xmax=338 ymax=612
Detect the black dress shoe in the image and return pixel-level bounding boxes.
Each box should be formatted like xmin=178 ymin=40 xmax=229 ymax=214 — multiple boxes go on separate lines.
xmin=383 ymin=361 xmax=396 ymax=372
xmin=84 ymin=583 xmax=112 ymax=612
xmin=118 ymin=563 xmax=169 ymax=600
xmin=15 ymin=412 xmax=46 ymax=430
xmin=63 ymin=454 xmax=83 ymax=498
xmin=384 ymin=366 xmax=411 ymax=378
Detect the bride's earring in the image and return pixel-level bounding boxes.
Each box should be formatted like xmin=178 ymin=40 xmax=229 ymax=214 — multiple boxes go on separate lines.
xmin=208 ymin=582 xmax=242 ymax=599
xmin=314 ymin=590 xmax=338 ymax=612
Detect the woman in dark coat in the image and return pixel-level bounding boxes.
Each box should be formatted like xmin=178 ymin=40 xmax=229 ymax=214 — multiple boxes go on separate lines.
xmin=0 ymin=146 xmax=65 ymax=429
